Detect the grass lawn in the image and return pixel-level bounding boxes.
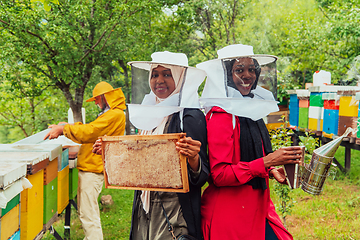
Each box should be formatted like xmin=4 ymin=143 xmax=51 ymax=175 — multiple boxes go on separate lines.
xmin=43 ymin=146 xmax=360 ymax=239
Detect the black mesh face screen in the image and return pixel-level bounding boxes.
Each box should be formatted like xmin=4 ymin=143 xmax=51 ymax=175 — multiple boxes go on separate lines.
xmin=223 ymin=57 xmax=277 ymax=100
xmin=131 ymin=66 xmax=151 ymax=104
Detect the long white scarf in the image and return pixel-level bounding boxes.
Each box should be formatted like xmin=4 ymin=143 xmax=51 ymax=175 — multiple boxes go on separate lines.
xmin=139 ymin=64 xmax=184 ymax=214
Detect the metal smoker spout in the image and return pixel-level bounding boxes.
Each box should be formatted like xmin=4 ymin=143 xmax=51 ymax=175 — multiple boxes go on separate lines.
xmin=314 ymin=127 xmax=354 ymax=158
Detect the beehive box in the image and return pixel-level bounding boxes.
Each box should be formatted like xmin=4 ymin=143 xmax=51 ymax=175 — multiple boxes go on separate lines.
xmin=0 ymin=163 xmax=27 ymax=189
xmin=101 ymin=134 xmax=189 ymax=193
xmin=20 ymin=169 xmax=44 ymax=240
xmin=8 ymin=230 xmax=20 ymax=240
xmin=60 ymin=148 xmax=69 ymax=171
xmin=308 ymin=106 xmax=324 ymax=131
xmin=0 ymin=181 xmax=23 ymax=212
xmin=298 ymin=107 xmax=309 ymax=129
xmin=299 ymin=99 xmax=309 ymax=108
xmin=15 ymin=131 xmax=79 ymax=169
xmin=0 ymin=144 xmax=61 ymax=175
xmin=0 ymin=204 xmax=20 ymax=240
xmin=265 ymin=111 xmax=288 ymax=130
xmin=69 ymin=168 xmax=78 ymax=200
xmin=0 ymin=162 xmax=26 ymax=221
xmin=0 ymin=144 xmax=61 ymax=161
xmin=44 ymin=159 xmax=58 ymax=185
xmin=323 ymin=109 xmax=339 ymax=135
xmin=339 ymin=95 xmax=358 ymax=117
xmin=338 ymin=116 xmax=357 ymax=138
xmin=0 ymin=152 xmax=49 ymax=175
xmin=57 ymin=166 xmax=69 ymax=214
xmin=43 ymin=177 xmax=58 ymax=225
xmin=287 ymin=91 xmax=300 ymax=127
xmin=322 ymin=92 xmax=340 ymax=135
xmin=40 ymin=136 xmax=79 ymax=169
xmin=309 ymin=92 xmax=323 ymax=107
xmin=1 ymin=194 xmax=20 ymax=218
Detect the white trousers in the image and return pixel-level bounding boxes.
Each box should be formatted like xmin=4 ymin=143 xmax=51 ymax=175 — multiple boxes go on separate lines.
xmin=78 ymin=171 xmax=104 ymax=240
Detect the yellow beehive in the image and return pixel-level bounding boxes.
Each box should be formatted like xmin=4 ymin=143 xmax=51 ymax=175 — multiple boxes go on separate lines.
xmin=21 ymin=170 xmax=44 ymax=240
xmin=308 ymin=118 xmax=317 ymax=131
xmin=57 ymin=166 xmax=69 ymax=214
xmin=265 ymin=111 xmax=288 ymax=130
xmin=0 ymin=204 xmax=19 ymax=240
xmin=308 ymin=118 xmax=323 ymax=131
xmin=339 ymin=96 xmax=358 ymax=117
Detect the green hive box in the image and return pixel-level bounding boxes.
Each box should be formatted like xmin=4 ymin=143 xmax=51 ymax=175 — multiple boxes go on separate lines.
xmin=310 ymin=93 xmax=323 ymax=107
xmin=298 ymin=107 xmax=309 ymax=129
xmin=43 ymin=177 xmax=58 ymax=224
xmin=0 ymin=194 xmax=20 ymax=217
xmin=69 ymin=168 xmax=78 ymax=200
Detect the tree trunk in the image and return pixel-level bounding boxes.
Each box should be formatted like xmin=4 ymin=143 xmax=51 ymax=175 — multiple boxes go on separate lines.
xmin=72 ymin=103 xmax=84 ymax=123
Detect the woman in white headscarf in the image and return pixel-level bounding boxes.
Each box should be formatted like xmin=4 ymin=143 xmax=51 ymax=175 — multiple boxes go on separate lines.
xmin=127 ymin=51 xmax=209 ymax=240
xmin=197 ymin=44 xmax=302 ymax=240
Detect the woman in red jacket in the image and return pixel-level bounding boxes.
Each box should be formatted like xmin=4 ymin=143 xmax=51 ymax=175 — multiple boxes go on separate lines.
xmin=197 ymin=44 xmax=302 ymax=240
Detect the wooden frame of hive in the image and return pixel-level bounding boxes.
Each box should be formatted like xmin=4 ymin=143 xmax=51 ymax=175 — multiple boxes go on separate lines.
xmin=101 ymin=134 xmax=189 ymax=193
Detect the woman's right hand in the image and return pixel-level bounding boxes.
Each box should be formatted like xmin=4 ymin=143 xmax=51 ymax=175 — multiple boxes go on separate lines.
xmin=263 ymin=146 xmax=303 ymax=168
xmin=92 ymin=138 xmax=103 ymax=155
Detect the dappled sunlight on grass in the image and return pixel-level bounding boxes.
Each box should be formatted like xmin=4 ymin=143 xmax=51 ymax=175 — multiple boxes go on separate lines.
xmin=42 ymin=187 xmax=134 ymax=240
xmin=270 ymin=179 xmax=360 ymax=239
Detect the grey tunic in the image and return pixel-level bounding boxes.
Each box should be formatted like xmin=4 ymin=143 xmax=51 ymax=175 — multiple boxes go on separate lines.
xmin=131 ymin=191 xmax=189 ymax=240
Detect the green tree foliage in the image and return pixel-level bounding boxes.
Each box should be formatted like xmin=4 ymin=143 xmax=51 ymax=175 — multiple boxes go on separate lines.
xmin=31 ymin=0 xmax=59 ymax=11
xmin=172 ymin=0 xmax=251 ymax=63
xmin=0 ymin=0 xmax=201 ymax=137
xmin=316 ymin=0 xmax=360 ymax=85
xmin=2 ymin=0 xmax=360 ymax=141
xmin=235 ymin=0 xmax=328 ymax=88
xmin=0 ymin=64 xmax=68 ymax=138
xmin=0 ymin=0 xmax=166 ymax=123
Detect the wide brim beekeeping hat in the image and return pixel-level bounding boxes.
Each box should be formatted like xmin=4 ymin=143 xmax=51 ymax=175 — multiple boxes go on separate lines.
xmin=127 ymin=51 xmax=207 ymax=130
xmin=196 ymin=44 xmax=279 ymax=120
xmin=216 ymin=44 xmax=278 ymax=65
xmin=127 ymin=51 xmax=202 ymax=71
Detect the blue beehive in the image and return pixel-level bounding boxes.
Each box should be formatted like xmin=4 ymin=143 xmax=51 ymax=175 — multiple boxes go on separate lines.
xmin=289 ymin=93 xmax=299 ymax=126
xmin=323 ymin=109 xmax=339 ymax=135
xmin=322 ymin=92 xmax=339 ymax=135
xmin=60 ymin=148 xmax=69 ymax=171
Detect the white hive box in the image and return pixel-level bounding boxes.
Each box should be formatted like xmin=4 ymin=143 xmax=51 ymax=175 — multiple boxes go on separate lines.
xmin=0 ymin=151 xmax=49 ymax=175
xmin=41 ymin=136 xmax=80 ymax=148
xmin=16 ymin=129 xmax=80 ymax=149
xmin=0 ymin=151 xmax=49 ymax=165
xmin=308 ymin=85 xmax=360 ymax=93
xmin=17 ymin=130 xmax=80 ymax=168
xmin=0 ymin=180 xmax=23 ymax=209
xmin=0 ymin=144 xmax=61 ymax=162
xmin=0 ymin=162 xmax=27 ymax=188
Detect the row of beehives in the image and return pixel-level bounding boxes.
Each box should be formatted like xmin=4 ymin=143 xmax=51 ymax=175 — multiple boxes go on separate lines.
xmin=287 ymin=85 xmax=360 ymax=140
xmin=0 ymin=132 xmax=80 ymax=240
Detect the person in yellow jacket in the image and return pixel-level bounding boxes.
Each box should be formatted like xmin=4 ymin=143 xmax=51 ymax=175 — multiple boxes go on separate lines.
xmin=44 ymin=81 xmax=126 ymax=240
